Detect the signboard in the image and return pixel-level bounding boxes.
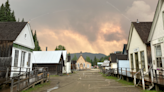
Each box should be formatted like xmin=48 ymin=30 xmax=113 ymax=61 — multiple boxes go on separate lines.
xmin=134 ymin=48 xmax=139 ymax=52
xmin=158 ymin=37 xmax=164 ymax=43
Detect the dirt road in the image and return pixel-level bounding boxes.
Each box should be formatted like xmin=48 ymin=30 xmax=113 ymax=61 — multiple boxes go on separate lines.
xmin=34 ymin=69 xmax=141 ymax=92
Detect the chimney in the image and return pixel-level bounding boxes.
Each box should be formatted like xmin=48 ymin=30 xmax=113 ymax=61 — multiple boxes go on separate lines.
xmin=46 ymin=47 xmax=47 ymax=51
xmin=137 ymin=19 xmax=139 ymax=23
xmin=80 ymin=51 xmax=82 ymax=56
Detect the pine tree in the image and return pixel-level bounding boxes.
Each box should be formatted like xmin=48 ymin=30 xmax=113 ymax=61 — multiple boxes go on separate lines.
xmin=55 ymin=47 xmax=58 ymax=50
xmin=5 ymin=0 xmax=11 ymax=21
xmin=0 ymin=4 xmax=6 ymax=21
xmin=17 ymin=18 xmax=19 ymax=22
xmin=10 ymin=11 xmax=16 ymax=21
xmin=22 ymin=18 xmax=24 ymax=22
xmin=0 ymin=0 xmax=16 ymax=22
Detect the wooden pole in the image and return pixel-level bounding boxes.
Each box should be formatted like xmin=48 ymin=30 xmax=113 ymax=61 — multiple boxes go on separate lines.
xmin=10 ymin=79 xmax=13 ymax=92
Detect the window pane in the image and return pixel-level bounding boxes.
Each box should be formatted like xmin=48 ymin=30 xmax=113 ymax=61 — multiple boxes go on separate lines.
xmin=140 ymin=51 xmax=145 ymax=69
xmin=131 ymin=54 xmax=134 ymax=69
xmin=14 ymin=50 xmax=19 ymax=67
xmin=156 ymin=45 xmax=162 ymax=57
xmin=21 ymin=51 xmax=26 ymax=67
xmin=28 ymin=53 xmax=31 ymax=67
xmin=157 ymin=57 xmax=162 ymax=67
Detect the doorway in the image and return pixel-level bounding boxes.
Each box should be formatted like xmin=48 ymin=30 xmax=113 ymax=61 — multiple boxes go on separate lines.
xmin=135 ymin=52 xmax=139 ymax=72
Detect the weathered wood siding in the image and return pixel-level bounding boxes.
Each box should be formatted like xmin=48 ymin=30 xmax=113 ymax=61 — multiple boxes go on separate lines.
xmin=0 ymin=41 xmax=13 ymax=57
xmin=146 ymin=44 xmax=152 ymax=65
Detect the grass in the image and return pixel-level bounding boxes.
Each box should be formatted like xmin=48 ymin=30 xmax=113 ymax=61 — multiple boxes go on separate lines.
xmin=50 ymin=75 xmax=59 ymax=77
xmin=21 ymin=82 xmax=50 ymax=92
xmin=100 ymin=72 xmax=134 ymax=86
xmin=142 ymin=90 xmax=163 ymax=92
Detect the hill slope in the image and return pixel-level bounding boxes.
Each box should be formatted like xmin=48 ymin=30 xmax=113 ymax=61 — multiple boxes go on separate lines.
xmin=69 ymin=52 xmax=106 ymax=61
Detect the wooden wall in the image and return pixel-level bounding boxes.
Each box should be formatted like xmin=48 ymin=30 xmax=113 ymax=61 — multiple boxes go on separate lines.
xmin=146 ymin=43 xmax=152 ymax=66
xmin=0 ymin=41 xmax=13 ymax=57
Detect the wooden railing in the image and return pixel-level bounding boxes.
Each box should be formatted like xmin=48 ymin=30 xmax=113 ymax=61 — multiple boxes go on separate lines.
xmin=10 ymin=67 xmax=48 ymax=92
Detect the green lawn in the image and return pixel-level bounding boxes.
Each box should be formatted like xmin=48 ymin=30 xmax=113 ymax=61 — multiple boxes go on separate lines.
xmin=21 ymin=82 xmax=50 ymax=92
xmin=142 ymin=90 xmax=163 ymax=92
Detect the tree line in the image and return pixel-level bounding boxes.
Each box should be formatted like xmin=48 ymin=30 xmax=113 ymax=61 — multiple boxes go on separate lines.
xmin=0 ymin=0 xmax=42 ymax=51
xmin=71 ymin=54 xmax=110 ymax=66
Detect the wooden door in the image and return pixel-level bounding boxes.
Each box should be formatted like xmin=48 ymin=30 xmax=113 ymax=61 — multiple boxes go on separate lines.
xmin=135 ymin=52 xmax=139 ymax=72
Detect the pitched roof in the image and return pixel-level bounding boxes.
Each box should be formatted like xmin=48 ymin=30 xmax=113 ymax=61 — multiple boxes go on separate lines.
xmin=110 ymin=53 xmax=117 ymax=63
xmin=116 ymin=54 xmax=128 ymax=60
xmin=0 ymin=22 xmax=27 ymax=41
xmin=132 ymin=22 xmax=152 ymax=43
xmin=32 ymin=51 xmax=63 ymax=64
xmin=110 ymin=53 xmax=128 ymax=63
xmin=148 ymin=0 xmax=162 ymax=41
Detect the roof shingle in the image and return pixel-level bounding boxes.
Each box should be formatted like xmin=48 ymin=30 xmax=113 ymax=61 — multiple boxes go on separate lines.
xmin=132 ymin=22 xmax=152 ymax=43
xmin=0 ymin=22 xmax=27 ymax=41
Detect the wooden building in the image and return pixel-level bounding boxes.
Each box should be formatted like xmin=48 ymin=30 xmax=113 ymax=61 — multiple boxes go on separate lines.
xmin=127 ymin=22 xmax=152 ymax=73
xmin=0 ymin=22 xmax=35 ymax=77
xmin=71 ymin=60 xmax=77 ymax=70
xmin=148 ymin=0 xmax=164 ymax=70
xmin=32 ymin=51 xmax=64 ymax=75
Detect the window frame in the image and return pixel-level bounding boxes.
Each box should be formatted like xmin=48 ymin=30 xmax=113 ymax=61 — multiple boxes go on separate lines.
xmin=130 ymin=53 xmax=134 ymax=70
xmin=14 ymin=50 xmax=19 ymax=67
xmin=155 ymin=44 xmax=163 ymax=68
xmin=140 ymin=51 xmax=145 ymax=71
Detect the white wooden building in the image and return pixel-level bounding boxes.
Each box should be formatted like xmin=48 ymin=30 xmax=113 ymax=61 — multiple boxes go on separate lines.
xmin=127 ymin=22 xmax=152 ymax=73
xmin=0 ymin=22 xmax=35 ymax=77
xmin=148 ymin=0 xmax=164 ymax=70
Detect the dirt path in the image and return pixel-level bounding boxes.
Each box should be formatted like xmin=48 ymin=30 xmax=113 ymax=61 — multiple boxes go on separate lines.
xmin=33 ymin=69 xmax=141 ymax=92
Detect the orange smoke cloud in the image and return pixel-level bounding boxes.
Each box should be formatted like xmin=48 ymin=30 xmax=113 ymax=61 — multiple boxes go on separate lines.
xmin=36 ymin=23 xmax=127 ymax=55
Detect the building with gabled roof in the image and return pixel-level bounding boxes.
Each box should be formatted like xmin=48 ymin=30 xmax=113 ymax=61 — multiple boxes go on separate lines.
xmin=127 ymin=22 xmax=152 ymax=73
xmin=0 ymin=22 xmax=35 ymax=77
xmin=147 ymin=0 xmax=164 ymax=70
xmin=76 ymin=52 xmax=91 ymax=70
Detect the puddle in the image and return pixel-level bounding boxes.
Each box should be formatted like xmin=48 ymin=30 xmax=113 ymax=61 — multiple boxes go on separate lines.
xmin=47 ymin=82 xmax=59 ymax=92
xmin=47 ymin=86 xmax=58 ymax=92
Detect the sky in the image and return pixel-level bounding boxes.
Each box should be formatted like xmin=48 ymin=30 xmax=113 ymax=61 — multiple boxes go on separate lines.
xmin=0 ymin=0 xmax=158 ymax=55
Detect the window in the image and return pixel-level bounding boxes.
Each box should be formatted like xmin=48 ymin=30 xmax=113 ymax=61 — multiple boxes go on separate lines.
xmin=14 ymin=50 xmax=19 ymax=67
xmin=155 ymin=45 xmax=162 ymax=67
xmin=87 ymin=64 xmax=89 ymax=68
xmin=130 ymin=54 xmax=134 ymax=69
xmin=140 ymin=51 xmax=145 ymax=70
xmin=28 ymin=53 xmax=31 ymax=67
xmin=83 ymin=63 xmax=85 ymax=67
xmin=20 ymin=51 xmax=26 ymax=67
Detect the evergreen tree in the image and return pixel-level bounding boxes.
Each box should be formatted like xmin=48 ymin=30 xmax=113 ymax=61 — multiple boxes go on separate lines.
xmin=55 ymin=47 xmax=58 ymax=50
xmin=0 ymin=4 xmax=6 ymax=21
xmin=10 ymin=11 xmax=16 ymax=21
xmin=0 ymin=0 xmax=16 ymax=22
xmin=86 ymin=56 xmax=91 ymax=63
xmin=17 ymin=18 xmax=19 ymax=22
xmin=93 ymin=56 xmax=97 ymax=66
xmin=55 ymin=45 xmax=66 ymax=50
xmin=72 ymin=54 xmax=77 ymax=61
xmin=21 ymin=18 xmax=24 ymax=22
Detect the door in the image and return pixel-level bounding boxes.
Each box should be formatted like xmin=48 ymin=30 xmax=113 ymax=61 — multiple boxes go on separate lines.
xmin=135 ymin=52 xmax=139 ymax=72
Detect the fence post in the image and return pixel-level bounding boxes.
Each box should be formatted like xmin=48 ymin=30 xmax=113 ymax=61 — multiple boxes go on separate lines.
xmin=126 ymin=68 xmax=127 ymax=76
xmin=10 ymin=79 xmax=13 ymax=92
xmin=132 ymin=68 xmax=133 ymax=78
xmin=141 ymin=69 xmax=145 ymax=90
xmin=155 ymin=70 xmax=158 ymax=83
xmin=121 ymin=68 xmax=122 ymax=75
xmin=6 ymin=67 xmax=9 ymax=80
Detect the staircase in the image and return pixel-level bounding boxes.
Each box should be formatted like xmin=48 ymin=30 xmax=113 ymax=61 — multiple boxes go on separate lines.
xmin=134 ymin=65 xmax=154 ymax=90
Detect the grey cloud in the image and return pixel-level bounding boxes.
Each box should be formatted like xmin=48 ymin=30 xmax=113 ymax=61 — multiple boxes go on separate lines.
xmin=0 ymin=0 xmax=158 ymax=43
